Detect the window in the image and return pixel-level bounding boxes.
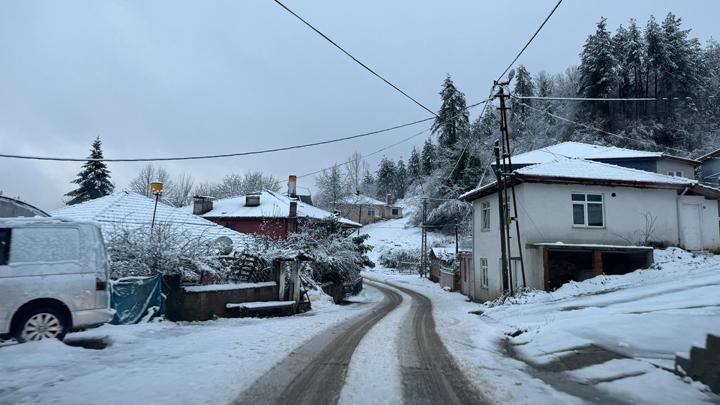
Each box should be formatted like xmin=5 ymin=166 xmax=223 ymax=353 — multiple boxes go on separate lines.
xmin=9 ymin=227 xmax=80 ymax=263
xmin=480 ymin=258 xmax=489 ymax=288
xmin=367 ymin=208 xmax=376 ymax=217
xmin=667 ymin=171 xmax=683 ymax=177
xmin=391 ymin=208 xmax=399 ymax=215
xmin=571 ymin=193 xmax=604 ymax=227
xmin=481 ymin=202 xmax=491 ymax=231
xmin=0 ymin=229 xmax=10 ymax=266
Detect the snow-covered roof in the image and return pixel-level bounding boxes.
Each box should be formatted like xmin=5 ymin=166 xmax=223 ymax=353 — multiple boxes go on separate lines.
xmin=52 ymin=192 xmax=249 ymax=246
xmin=199 ymin=190 xmax=361 ymax=227
xmin=507 ymin=141 xmax=673 ymax=165
xmin=696 ymin=148 xmax=720 ymax=162
xmin=516 ymin=158 xmax=695 ymax=185
xmin=461 ymin=158 xmax=710 ymax=202
xmin=431 ymin=247 xmax=456 ymax=260
xmin=338 ymin=194 xmax=388 ymax=206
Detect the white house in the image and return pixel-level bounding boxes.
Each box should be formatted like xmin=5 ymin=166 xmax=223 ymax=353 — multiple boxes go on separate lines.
xmin=336 ymin=193 xmax=403 ymax=225
xmin=462 ymin=158 xmax=720 ymax=302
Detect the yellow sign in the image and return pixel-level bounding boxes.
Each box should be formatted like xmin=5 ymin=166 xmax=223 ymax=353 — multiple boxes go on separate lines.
xmin=150 ymin=182 xmax=164 ymax=194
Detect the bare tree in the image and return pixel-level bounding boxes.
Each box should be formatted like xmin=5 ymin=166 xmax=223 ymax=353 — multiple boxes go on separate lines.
xmin=345 ymin=152 xmax=367 ymax=194
xmin=194 ymin=171 xmax=282 ymax=199
xmin=128 ymin=164 xmax=174 ymax=198
xmin=165 ymin=173 xmax=195 ymax=207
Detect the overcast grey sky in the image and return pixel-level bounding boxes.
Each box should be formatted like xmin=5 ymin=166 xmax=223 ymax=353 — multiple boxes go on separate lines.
xmin=1 ymin=0 xmax=717 ymax=211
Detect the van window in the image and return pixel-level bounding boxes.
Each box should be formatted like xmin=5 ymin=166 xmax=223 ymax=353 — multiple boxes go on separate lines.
xmin=9 ymin=227 xmax=80 ymax=263
xmin=0 ymin=229 xmax=10 ymax=265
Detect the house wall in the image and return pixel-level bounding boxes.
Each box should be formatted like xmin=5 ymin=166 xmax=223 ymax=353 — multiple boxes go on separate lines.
xmin=656 ymin=159 xmax=697 ymax=179
xmin=471 ymin=181 xmax=719 ymax=302
xmin=338 ymin=204 xmax=384 ymax=226
xmin=381 ymin=206 xmax=403 ymax=219
xmin=471 ymin=194 xmax=507 ymax=302
xmin=458 ymin=252 xmax=473 ymax=298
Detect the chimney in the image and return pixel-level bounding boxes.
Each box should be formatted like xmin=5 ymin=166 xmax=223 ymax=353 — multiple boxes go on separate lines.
xmin=288 ymin=200 xmax=298 ymax=234
xmin=192 ymin=196 xmax=213 ymax=215
xmin=288 ymin=175 xmax=297 ymax=198
xmin=245 ymin=193 xmax=260 ymax=207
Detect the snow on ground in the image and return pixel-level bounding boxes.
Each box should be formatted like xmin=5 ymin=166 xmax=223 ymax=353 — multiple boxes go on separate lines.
xmin=362 ymin=213 xmax=720 ymax=404
xmin=0 ymin=288 xmax=383 ymax=405
xmin=338 ymin=284 xmax=412 ymax=405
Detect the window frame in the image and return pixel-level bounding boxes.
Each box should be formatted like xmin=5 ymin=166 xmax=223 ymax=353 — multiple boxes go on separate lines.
xmin=479 ymin=257 xmax=489 ymax=288
xmin=391 ymin=208 xmax=399 ymax=215
xmin=480 ymin=201 xmax=491 ymax=232
xmin=571 ymin=192 xmax=605 ymax=228
xmin=667 ymin=171 xmax=683 ymax=177
xmin=367 ymin=207 xmax=376 ymax=217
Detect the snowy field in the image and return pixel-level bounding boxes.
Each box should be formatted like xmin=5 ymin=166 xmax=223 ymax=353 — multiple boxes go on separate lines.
xmin=0 ymin=289 xmax=382 ymax=405
xmin=362 ymin=215 xmax=720 ymax=404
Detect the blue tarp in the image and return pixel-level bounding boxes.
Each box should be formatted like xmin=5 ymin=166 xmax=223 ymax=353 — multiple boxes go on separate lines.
xmin=110 ymin=274 xmax=164 ymax=325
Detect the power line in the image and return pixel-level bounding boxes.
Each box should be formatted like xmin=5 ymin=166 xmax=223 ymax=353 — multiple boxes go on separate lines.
xmin=0 ymin=117 xmax=436 ymax=163
xmin=495 ymin=0 xmax=563 ymax=82
xmin=271 ymin=0 xmax=437 ymax=118
xmin=509 ymin=95 xmax=692 ymax=156
xmin=515 ymin=95 xmax=714 ymax=102
xmin=443 ymin=0 xmax=564 ymax=186
xmin=298 ymin=127 xmax=432 ymax=178
xmin=298 ymin=98 xmax=491 ymax=178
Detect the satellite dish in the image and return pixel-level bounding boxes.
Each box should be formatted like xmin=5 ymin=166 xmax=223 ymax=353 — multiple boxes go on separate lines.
xmin=214 ymin=236 xmax=234 ymax=255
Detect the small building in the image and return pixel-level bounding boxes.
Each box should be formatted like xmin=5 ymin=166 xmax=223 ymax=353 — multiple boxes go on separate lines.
xmin=697 ymin=148 xmax=720 ymax=187
xmin=462 ymin=158 xmax=720 ymax=302
xmin=192 ymin=190 xmax=361 ymax=239
xmin=337 ymin=194 xmax=403 ymax=225
xmin=499 ymin=141 xmax=701 ymax=179
xmin=0 ymin=196 xmax=49 ymax=218
xmin=429 ymin=247 xmax=455 ymax=283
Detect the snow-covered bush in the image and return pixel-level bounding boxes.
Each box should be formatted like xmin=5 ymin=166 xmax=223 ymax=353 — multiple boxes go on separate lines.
xmin=240 ymin=217 xmax=374 ymax=284
xmin=106 ymin=222 xmax=228 ymax=281
xmin=378 ymin=247 xmax=421 ymax=269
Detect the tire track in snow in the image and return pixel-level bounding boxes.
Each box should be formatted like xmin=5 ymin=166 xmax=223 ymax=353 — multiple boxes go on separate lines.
xmin=233 ymin=282 xmax=402 ymax=405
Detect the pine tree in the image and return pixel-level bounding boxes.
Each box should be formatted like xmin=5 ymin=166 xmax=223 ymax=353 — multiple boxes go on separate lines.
xmin=431 ymin=75 xmax=470 ymax=149
xmin=514 ymin=65 xmax=535 ymax=97
xmin=408 ymin=147 xmax=421 ymax=179
xmin=394 ymin=159 xmax=408 ymax=198
xmin=645 ymin=15 xmax=666 ymax=99
xmin=420 ymin=138 xmax=436 ymax=175
xmin=375 ymin=157 xmax=397 ymax=199
xmin=579 ymin=17 xmax=617 ymax=100
xmin=65 ymin=137 xmax=114 ymax=205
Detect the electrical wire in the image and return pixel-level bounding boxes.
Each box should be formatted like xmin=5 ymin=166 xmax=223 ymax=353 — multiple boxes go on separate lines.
xmin=495 ymin=0 xmax=563 ymax=82
xmin=271 ymin=0 xmax=437 ymax=117
xmin=298 ymin=98 xmax=491 ymax=178
xmin=0 ymin=117 xmax=436 ymax=163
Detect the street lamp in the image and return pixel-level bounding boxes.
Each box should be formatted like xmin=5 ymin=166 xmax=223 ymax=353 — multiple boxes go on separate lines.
xmin=150 ymin=181 xmax=163 ymax=232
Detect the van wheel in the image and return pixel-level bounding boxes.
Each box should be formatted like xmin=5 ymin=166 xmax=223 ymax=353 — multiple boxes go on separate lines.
xmin=15 ymin=307 xmax=67 ymax=343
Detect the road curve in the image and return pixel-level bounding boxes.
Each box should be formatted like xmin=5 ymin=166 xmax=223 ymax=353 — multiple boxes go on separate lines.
xmin=234 ymin=281 xmax=402 ymax=405
xmin=374 ymin=279 xmax=490 ymax=405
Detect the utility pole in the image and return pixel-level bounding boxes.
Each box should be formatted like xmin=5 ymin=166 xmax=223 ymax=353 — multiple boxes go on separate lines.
xmin=494 ymin=141 xmax=509 ymax=293
xmin=495 ymin=84 xmax=527 ymax=293
xmin=421 ymin=197 xmax=428 ymax=278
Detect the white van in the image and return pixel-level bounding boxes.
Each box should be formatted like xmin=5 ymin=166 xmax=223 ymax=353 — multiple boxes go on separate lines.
xmin=0 ymin=218 xmax=114 ymax=342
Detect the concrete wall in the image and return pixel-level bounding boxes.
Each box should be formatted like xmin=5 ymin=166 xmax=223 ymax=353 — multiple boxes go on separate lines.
xmin=471 ymin=193 xmax=507 ymax=302
xmin=439 ymin=269 xmax=459 ymax=291
xmin=656 ymin=159 xmax=697 ymax=179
